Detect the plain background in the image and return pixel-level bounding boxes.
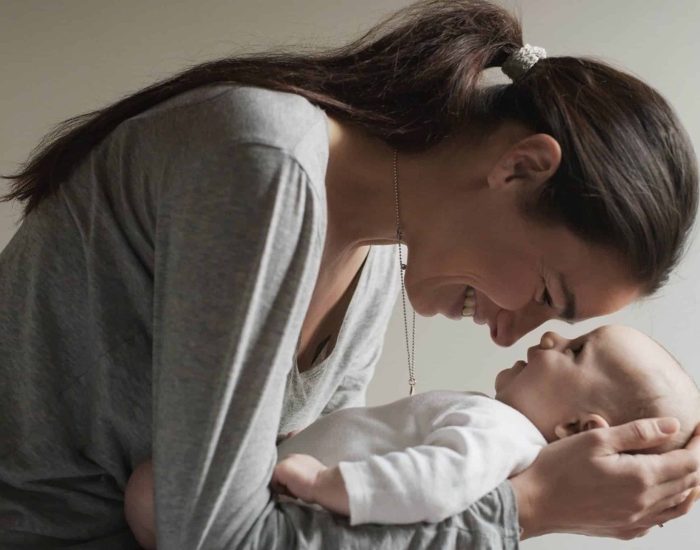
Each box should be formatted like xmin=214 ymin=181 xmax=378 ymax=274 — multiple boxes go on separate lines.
xmin=1 ymin=1 xmax=698 ymax=548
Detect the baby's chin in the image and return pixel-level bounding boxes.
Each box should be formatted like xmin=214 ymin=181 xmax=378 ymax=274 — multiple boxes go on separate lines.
xmin=494 ymin=369 xmax=507 ymax=396
xmin=494 ymin=360 xmax=526 ymax=394
xmin=493 ymin=372 xmax=514 ymax=403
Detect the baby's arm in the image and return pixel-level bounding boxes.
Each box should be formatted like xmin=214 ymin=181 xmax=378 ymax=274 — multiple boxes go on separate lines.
xmin=275 ymin=401 xmax=545 ymax=526
xmin=337 ymin=406 xmax=543 ymax=525
xmin=272 ymin=442 xmax=508 ymax=525
xmin=271 ymin=454 xmax=350 ymax=516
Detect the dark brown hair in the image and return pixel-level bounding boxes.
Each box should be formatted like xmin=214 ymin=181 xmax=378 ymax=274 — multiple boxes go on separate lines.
xmin=3 ymin=0 xmax=697 ymax=293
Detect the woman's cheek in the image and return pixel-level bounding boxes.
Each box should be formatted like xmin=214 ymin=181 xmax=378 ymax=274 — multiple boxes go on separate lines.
xmin=478 ymin=287 xmax=525 ymax=314
xmin=489 ymin=277 xmax=540 ymax=312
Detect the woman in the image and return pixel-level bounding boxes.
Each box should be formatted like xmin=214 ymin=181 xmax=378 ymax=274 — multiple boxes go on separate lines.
xmin=1 ymin=0 xmax=699 ymax=548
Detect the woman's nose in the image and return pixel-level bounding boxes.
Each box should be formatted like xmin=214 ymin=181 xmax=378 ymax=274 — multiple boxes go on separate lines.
xmin=503 ymin=306 xmax=557 ymax=346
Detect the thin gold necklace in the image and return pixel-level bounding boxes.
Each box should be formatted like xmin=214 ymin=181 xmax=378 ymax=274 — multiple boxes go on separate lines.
xmin=393 ymin=149 xmax=416 ymax=396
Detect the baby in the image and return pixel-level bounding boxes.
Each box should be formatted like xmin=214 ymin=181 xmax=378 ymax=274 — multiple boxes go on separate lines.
xmin=124 ymin=325 xmax=700 ymax=547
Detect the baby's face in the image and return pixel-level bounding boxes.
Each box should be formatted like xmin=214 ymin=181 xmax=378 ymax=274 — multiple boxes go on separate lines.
xmin=494 ymin=325 xmax=670 ymax=441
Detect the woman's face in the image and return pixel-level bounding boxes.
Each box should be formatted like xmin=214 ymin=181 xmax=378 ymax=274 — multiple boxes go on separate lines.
xmin=402 ymin=191 xmax=642 ymax=347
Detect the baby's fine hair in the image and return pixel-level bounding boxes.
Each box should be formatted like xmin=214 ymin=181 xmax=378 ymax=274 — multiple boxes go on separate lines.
xmin=605 ymin=345 xmax=700 ymax=454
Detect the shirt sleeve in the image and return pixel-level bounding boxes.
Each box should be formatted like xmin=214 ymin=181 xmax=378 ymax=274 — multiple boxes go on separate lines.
xmin=337 ymin=401 xmax=544 ymax=526
xmin=151 ymin=135 xmax=521 ymax=549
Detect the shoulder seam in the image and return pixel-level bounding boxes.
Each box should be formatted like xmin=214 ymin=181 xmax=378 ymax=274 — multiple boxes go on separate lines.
xmin=120 ymin=87 xmax=234 ymax=125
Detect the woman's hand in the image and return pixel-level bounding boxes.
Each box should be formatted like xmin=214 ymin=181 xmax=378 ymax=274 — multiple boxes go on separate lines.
xmin=510 ymin=418 xmax=700 ymax=540
xmin=271 ymin=454 xmax=350 ymax=516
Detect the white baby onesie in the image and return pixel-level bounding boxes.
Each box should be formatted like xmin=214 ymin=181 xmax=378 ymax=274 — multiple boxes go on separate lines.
xmin=276 ymin=390 xmax=546 ymax=525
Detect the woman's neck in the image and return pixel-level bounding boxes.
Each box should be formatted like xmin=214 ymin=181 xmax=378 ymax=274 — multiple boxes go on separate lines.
xmin=323 ymin=115 xmax=398 ymax=255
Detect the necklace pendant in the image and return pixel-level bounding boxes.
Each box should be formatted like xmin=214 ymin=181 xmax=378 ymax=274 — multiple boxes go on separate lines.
xmin=409 ymin=382 xmax=416 ymax=396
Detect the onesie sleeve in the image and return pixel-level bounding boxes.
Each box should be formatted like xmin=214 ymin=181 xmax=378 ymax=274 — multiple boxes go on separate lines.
xmin=150 ymin=119 xmax=521 ymax=548
xmin=338 ymin=398 xmax=545 ymax=526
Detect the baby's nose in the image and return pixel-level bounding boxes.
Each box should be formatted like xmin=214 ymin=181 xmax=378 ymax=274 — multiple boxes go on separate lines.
xmin=539 ymin=331 xmax=560 ymax=349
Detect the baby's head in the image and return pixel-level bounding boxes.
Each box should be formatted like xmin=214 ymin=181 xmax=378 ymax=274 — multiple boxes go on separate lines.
xmin=495 ymin=325 xmax=700 ymax=452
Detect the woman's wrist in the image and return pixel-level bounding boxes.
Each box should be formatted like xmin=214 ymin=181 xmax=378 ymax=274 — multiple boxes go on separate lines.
xmin=509 ymin=473 xmax=546 ymax=539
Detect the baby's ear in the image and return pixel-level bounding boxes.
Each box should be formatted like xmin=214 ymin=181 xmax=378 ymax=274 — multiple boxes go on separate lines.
xmin=554 ymin=413 xmax=610 ymax=439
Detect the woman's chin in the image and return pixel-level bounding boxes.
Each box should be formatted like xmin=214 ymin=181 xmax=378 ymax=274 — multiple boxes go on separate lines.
xmin=444 ymin=309 xmax=464 ymax=321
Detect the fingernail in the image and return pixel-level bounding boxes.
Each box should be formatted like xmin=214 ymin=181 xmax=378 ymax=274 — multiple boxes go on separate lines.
xmin=657 ymin=418 xmax=680 ymax=434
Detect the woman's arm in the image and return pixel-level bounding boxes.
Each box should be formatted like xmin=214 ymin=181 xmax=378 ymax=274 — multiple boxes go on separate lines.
xmin=510 ymin=419 xmax=700 ymax=539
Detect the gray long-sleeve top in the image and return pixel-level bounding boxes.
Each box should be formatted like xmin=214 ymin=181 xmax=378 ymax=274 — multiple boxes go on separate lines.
xmin=0 ymin=84 xmax=521 ymax=549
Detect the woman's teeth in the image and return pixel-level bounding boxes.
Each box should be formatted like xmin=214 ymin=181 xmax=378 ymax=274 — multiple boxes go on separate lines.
xmin=462 ymin=286 xmax=475 ymax=317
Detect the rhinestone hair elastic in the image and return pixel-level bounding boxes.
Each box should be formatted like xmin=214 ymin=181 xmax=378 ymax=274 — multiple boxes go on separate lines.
xmin=501 ymin=44 xmax=547 ymax=81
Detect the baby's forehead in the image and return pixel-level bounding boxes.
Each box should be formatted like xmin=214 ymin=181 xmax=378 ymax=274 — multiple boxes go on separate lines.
xmin=589 ymin=325 xmax=658 ymax=354
xmin=590 ymin=325 xmax=679 ymax=386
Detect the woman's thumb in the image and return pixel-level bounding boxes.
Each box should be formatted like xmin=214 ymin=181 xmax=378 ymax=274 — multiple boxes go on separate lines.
xmin=603 ymin=417 xmax=680 ymax=453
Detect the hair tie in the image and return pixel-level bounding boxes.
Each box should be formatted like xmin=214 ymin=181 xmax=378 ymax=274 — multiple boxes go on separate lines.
xmin=501 ymin=44 xmax=547 ymax=81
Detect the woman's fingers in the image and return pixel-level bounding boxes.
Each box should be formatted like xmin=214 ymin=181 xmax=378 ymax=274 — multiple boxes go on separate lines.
xmin=686 ymin=425 xmax=700 ymax=453
xmin=602 ymin=417 xmax=680 ymax=454
xmin=645 ymin=488 xmax=693 ymax=518
xmin=610 ymin=439 xmax=700 ymax=492
xmin=625 ymin=436 xmax=700 ymax=529
xmin=615 ymin=527 xmax=650 ymax=541
xmin=511 ymin=421 xmax=699 ymax=538
xmin=645 ymin=441 xmax=700 ymax=486
xmin=644 ymin=487 xmax=700 ymax=528
xmin=646 ymin=467 xmax=700 ymax=506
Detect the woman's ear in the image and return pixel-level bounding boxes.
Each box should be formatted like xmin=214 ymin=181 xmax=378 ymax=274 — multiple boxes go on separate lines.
xmin=487 ymin=133 xmax=561 ymax=191
xmin=554 ymin=413 xmax=610 ymax=440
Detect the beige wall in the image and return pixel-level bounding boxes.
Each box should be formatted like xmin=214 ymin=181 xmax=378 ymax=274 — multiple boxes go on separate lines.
xmin=2 ymin=1 xmax=698 ymax=548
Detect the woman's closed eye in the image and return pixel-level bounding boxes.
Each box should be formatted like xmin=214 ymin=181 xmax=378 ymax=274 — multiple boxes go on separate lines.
xmin=537 ymin=284 xmax=554 ymax=308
